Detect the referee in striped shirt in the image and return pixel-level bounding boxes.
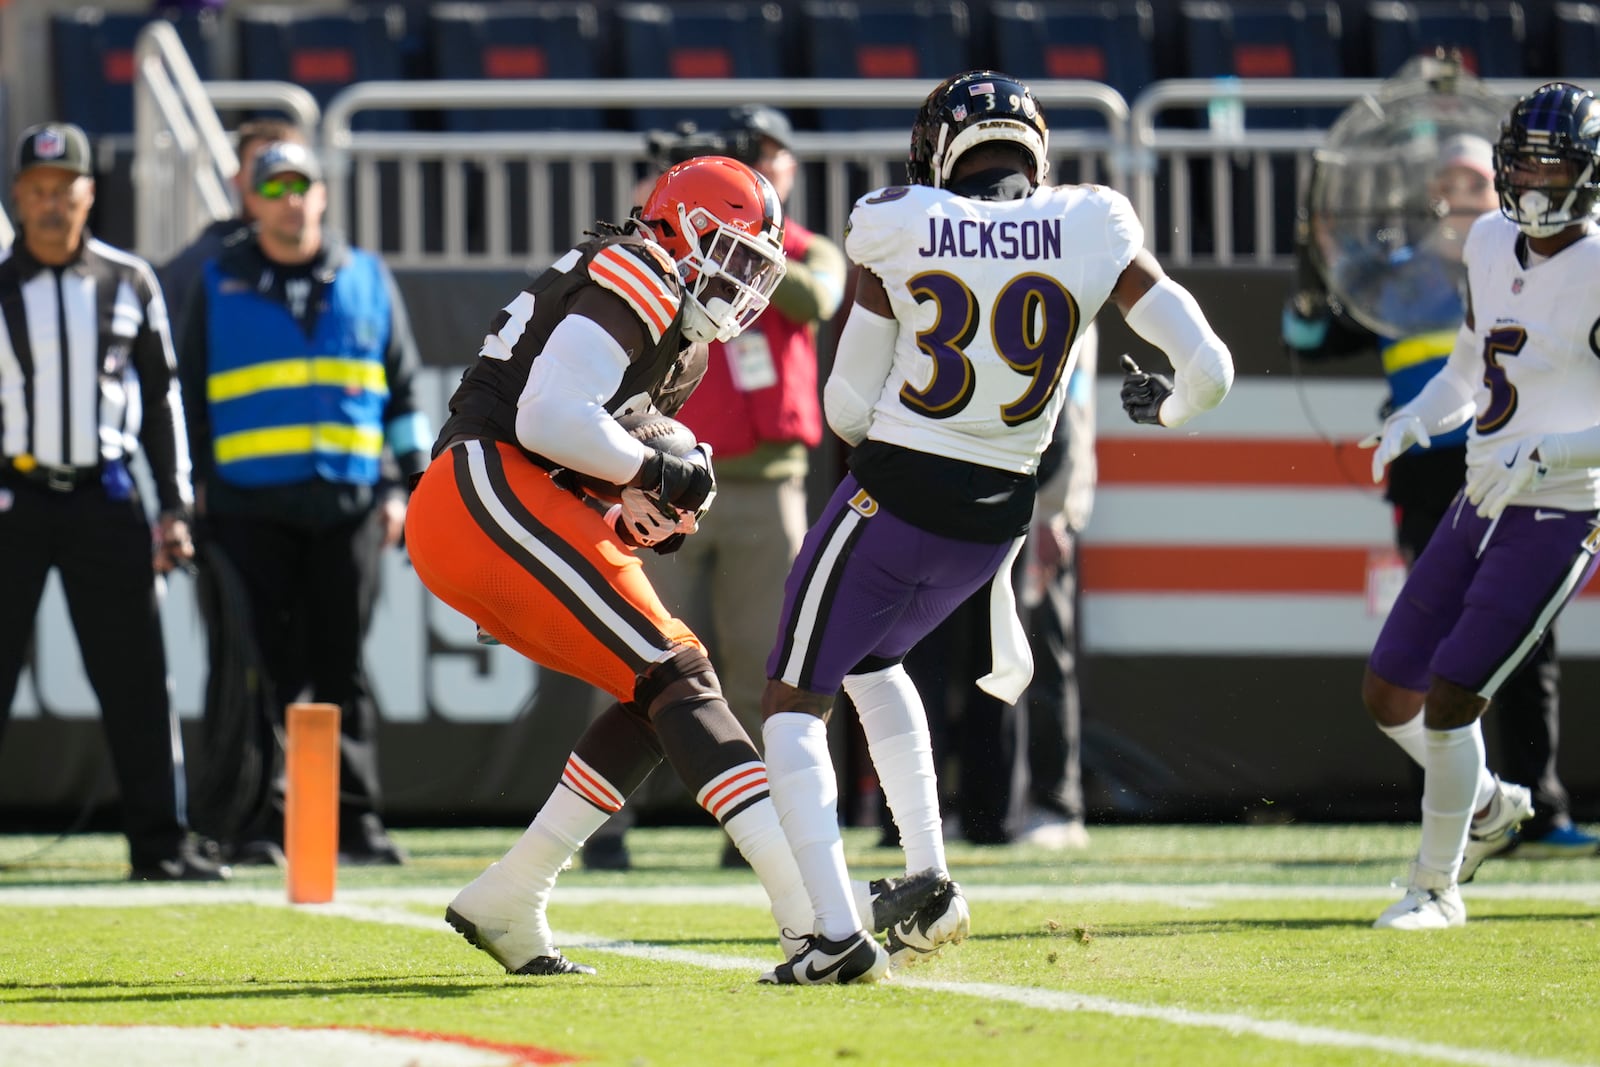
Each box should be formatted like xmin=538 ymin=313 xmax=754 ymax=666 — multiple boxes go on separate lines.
xmin=0 ymin=122 xmax=227 ymax=881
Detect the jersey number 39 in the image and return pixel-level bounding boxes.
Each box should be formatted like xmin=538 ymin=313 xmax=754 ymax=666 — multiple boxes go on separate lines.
xmin=901 ymin=270 xmax=1081 ymax=426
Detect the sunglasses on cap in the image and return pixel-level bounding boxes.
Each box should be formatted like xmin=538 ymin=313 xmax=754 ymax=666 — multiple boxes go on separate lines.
xmin=257 ymin=175 xmax=312 ymax=199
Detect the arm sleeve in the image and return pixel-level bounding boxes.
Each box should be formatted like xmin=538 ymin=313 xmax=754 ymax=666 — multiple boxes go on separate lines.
xmin=1395 ymin=324 xmax=1477 ymax=435
xmin=515 ymin=313 xmax=655 ymax=483
xmin=377 ymin=260 xmax=433 ymax=482
xmin=131 ymin=264 xmax=193 ymax=514
xmin=1121 ymin=276 xmax=1235 ymax=427
xmin=1539 ymin=423 xmax=1600 ymax=469
xmin=823 ymin=303 xmax=898 ymax=446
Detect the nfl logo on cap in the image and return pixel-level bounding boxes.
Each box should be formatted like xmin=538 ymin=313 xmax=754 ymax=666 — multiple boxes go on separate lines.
xmin=34 ymin=129 xmax=66 ymax=159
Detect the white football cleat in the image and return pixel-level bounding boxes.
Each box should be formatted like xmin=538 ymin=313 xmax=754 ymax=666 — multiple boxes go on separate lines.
xmin=886 ymin=878 xmax=969 ymax=966
xmin=759 ymin=929 xmax=890 ymax=985
xmin=1374 ymin=862 xmax=1465 ymax=930
xmin=1460 ymin=776 xmax=1534 ymax=883
xmin=445 ymin=867 xmax=594 ymax=975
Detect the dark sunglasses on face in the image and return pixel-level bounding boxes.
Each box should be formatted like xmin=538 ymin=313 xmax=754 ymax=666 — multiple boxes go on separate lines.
xmin=257 ymin=175 xmax=312 ymax=199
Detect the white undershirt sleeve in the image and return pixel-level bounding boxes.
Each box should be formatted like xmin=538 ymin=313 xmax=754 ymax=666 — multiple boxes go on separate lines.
xmin=1539 ymin=424 xmax=1600 ymax=469
xmin=823 ymin=304 xmax=898 ymax=446
xmin=1397 ymin=324 xmax=1478 ymax=435
xmin=1121 ymin=277 xmax=1235 ymax=427
xmin=515 ymin=314 xmax=654 ymax=484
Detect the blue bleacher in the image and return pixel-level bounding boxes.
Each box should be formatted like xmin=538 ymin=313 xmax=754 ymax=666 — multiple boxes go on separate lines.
xmin=428 ymin=1 xmax=606 ymax=130
xmin=1550 ymin=2 xmax=1600 ymax=78
xmin=50 ymin=7 xmax=218 ymax=137
xmin=615 ymin=2 xmax=788 ymax=132
xmin=1180 ymin=1 xmax=1343 ymax=126
xmin=802 ymin=1 xmax=975 ymax=129
xmin=236 ymin=5 xmax=414 ymax=131
xmin=988 ymin=1 xmax=1156 ymax=127
xmin=1367 ymin=0 xmax=1526 ymax=78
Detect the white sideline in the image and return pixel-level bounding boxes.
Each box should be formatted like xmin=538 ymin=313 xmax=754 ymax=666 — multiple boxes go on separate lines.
xmin=5 ymin=883 xmax=1597 ymax=1067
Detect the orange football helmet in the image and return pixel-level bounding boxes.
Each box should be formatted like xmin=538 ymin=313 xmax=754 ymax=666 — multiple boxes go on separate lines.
xmin=637 ymin=156 xmax=787 ymax=343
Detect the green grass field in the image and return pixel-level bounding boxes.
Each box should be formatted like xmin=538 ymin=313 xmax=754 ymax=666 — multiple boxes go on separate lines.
xmin=1 ymin=825 xmax=1597 ymax=1066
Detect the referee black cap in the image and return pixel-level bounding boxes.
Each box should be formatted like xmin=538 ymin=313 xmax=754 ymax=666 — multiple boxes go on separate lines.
xmin=16 ymin=123 xmax=92 ymax=177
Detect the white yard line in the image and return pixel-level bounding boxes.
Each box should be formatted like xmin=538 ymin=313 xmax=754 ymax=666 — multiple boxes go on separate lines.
xmin=6 ymin=881 xmax=1600 ymax=908
xmin=4 ymin=882 xmax=1594 ymax=1067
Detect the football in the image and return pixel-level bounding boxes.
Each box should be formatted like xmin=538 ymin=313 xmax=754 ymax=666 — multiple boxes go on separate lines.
xmin=571 ymin=410 xmax=698 ymax=502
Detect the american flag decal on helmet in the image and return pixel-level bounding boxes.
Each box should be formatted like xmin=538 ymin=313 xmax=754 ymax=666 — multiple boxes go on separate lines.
xmin=589 ymin=244 xmax=681 ymax=343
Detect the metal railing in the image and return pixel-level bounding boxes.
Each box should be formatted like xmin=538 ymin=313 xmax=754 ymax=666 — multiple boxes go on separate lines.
xmin=132 ymin=21 xmax=321 ymax=265
xmin=130 ymin=54 xmax=1581 ymax=273
xmin=319 ymin=79 xmax=1129 ymax=271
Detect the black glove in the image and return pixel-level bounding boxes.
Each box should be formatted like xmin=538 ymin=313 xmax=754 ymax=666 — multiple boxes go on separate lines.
xmin=1120 ymin=355 xmax=1173 ymax=426
xmin=632 ymin=447 xmax=715 ymax=517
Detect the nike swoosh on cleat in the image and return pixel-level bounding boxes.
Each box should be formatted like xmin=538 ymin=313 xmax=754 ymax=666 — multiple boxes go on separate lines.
xmin=1534 ymin=510 xmax=1566 ymax=521
xmin=802 ymin=951 xmax=858 ymax=982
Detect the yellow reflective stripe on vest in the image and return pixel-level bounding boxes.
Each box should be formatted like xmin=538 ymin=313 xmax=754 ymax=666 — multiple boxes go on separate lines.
xmin=213 ymin=423 xmax=386 ymax=464
xmin=207 ymin=357 xmax=389 ymax=403
xmin=1381 ymin=330 xmax=1459 ymax=376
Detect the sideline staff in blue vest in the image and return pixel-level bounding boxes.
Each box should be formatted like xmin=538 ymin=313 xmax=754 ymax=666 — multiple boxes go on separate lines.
xmin=178 ymin=141 xmax=432 ymax=866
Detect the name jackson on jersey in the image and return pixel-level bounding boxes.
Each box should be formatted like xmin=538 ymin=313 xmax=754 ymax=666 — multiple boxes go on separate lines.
xmin=916 ymin=216 xmax=1063 ymax=259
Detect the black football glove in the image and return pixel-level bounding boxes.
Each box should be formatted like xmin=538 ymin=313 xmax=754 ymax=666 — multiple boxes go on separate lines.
xmin=1120 ymin=355 xmax=1173 ymax=426
xmin=631 ymin=445 xmax=716 ymax=518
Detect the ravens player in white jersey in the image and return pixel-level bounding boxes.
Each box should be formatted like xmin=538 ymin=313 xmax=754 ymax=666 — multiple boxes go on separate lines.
xmin=1364 ymin=82 xmax=1600 ymax=930
xmin=758 ymin=70 xmax=1235 ymax=984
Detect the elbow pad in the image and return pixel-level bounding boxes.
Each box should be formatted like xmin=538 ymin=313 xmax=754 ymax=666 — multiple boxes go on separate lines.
xmin=1124 ymin=278 xmax=1234 ymax=427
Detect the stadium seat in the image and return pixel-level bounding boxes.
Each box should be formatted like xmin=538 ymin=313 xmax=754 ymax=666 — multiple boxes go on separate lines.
xmin=1180 ymin=1 xmax=1343 ymax=126
xmin=802 ymin=1 xmax=975 ymax=129
xmin=615 ymin=2 xmax=787 ymax=132
xmin=428 ymin=2 xmax=606 ymax=130
xmin=50 ymin=7 xmax=218 ymax=137
xmin=1367 ymin=0 xmax=1527 ymax=78
xmin=1550 ymin=2 xmax=1600 ymax=79
xmin=988 ymin=1 xmax=1156 ymax=127
xmin=236 ymin=5 xmax=414 ymax=130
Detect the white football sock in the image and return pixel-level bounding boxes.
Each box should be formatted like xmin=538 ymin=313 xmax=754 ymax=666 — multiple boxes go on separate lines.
xmin=721 ymin=799 xmax=813 ymax=941
xmin=1377 ymin=711 xmax=1427 ymax=767
xmin=450 ymin=782 xmax=609 ymax=964
xmin=847 ymin=665 xmax=946 ymax=877
xmin=763 ymin=711 xmax=860 ymax=939
xmin=1418 ymin=723 xmax=1485 ymax=879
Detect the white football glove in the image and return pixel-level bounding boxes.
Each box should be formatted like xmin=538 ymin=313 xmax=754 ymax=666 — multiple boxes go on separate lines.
xmin=1464 ymin=437 xmax=1548 ymax=520
xmin=608 ymin=488 xmax=698 ymax=548
xmin=1360 ymin=413 xmax=1431 ymax=483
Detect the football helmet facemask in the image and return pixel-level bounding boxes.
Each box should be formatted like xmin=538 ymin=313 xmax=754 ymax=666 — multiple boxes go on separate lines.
xmin=1493 ymin=81 xmax=1600 ymax=238
xmin=907 ymin=69 xmax=1049 ymax=188
xmin=636 ymin=156 xmax=787 ymax=343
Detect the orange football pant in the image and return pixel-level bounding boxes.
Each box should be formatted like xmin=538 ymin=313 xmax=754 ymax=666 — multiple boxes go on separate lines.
xmin=406 ymin=439 xmax=701 ymax=702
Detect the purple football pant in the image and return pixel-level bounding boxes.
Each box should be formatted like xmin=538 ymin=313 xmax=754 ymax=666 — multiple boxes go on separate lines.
xmin=767 ymin=476 xmax=1017 ymax=695
xmin=1369 ymin=495 xmax=1599 ymax=696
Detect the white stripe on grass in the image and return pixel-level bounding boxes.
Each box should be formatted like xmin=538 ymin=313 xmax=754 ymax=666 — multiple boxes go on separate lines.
xmin=7 ymin=882 xmax=1600 ymax=908
xmin=5 ymin=886 xmax=1595 ymax=1067
xmin=322 ymin=901 xmax=1595 ymax=1067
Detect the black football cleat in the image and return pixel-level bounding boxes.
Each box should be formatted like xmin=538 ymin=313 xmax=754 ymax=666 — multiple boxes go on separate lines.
xmin=866 ymin=867 xmax=946 ymax=932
